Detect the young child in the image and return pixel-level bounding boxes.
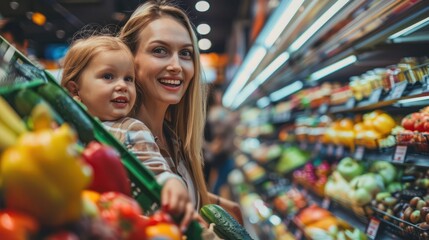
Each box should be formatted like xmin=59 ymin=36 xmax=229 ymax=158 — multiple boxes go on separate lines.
xmin=60 ymin=35 xmax=196 ymax=232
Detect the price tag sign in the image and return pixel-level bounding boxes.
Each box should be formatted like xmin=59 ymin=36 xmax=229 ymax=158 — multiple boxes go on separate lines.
xmin=366 ymin=217 xmax=380 ymax=239
xmin=422 ymin=75 xmax=429 ymax=93
xmin=327 ymin=144 xmax=334 ymax=156
xmin=389 ymin=81 xmax=407 ymax=100
xmin=294 ymin=229 xmax=303 ymax=239
xmin=392 ymin=145 xmax=407 ymax=164
xmin=318 ymin=103 xmax=329 ymax=115
xmin=369 ymin=88 xmax=383 ymax=103
xmin=335 ymin=145 xmax=344 ymax=158
xmin=345 ymin=98 xmax=355 ymax=109
xmin=354 ymin=146 xmax=365 ymax=160
xmin=322 ymin=197 xmax=331 ymax=209
xmin=315 ymin=142 xmax=322 ymax=152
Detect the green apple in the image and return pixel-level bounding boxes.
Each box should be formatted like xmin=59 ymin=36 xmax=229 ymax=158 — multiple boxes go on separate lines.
xmin=349 ymin=188 xmax=372 ymax=205
xmin=336 ymin=157 xmax=364 ymax=182
xmin=370 ymin=161 xmax=397 ymax=184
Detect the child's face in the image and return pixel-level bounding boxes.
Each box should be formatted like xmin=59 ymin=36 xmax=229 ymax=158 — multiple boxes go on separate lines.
xmin=76 ymin=50 xmax=136 ymax=121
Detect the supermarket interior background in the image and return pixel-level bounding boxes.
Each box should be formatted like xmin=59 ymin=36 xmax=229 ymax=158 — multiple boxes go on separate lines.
xmin=2 ymin=0 xmax=429 ymax=239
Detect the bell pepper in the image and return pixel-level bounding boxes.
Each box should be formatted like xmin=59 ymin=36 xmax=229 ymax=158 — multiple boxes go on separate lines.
xmin=1 ymin=124 xmax=92 ymax=226
xmin=82 ymin=141 xmax=131 ymax=196
xmin=0 ymin=210 xmax=39 ymax=240
xmin=97 ymin=192 xmax=144 ymax=239
xmin=144 ymin=210 xmax=182 ymax=240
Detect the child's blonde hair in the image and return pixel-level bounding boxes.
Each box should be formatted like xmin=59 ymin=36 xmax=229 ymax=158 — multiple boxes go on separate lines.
xmin=61 ymin=35 xmax=133 ymax=87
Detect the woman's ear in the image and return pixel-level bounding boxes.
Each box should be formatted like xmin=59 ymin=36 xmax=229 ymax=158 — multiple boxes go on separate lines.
xmin=65 ymin=81 xmax=81 ymax=102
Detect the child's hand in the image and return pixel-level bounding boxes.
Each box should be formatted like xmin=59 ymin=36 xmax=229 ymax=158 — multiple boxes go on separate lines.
xmin=161 ymin=178 xmax=196 ymax=232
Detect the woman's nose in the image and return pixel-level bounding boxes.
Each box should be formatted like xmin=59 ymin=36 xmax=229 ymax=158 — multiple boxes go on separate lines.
xmin=166 ymin=54 xmax=182 ymax=73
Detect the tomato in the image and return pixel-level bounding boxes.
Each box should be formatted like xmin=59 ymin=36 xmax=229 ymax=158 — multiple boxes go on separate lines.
xmin=397 ymin=130 xmax=414 ymax=143
xmin=401 ymin=114 xmax=415 ymax=131
xmin=415 ymin=119 xmax=426 ymax=132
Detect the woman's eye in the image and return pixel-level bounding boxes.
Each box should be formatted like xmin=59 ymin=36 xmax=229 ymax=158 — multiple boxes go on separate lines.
xmin=102 ymin=73 xmax=114 ymax=80
xmin=153 ymin=47 xmax=167 ymax=55
xmin=180 ymin=49 xmax=193 ymax=59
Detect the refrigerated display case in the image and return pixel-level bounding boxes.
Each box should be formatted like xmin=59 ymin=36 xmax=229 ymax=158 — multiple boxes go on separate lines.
xmin=229 ymin=1 xmax=429 ymax=239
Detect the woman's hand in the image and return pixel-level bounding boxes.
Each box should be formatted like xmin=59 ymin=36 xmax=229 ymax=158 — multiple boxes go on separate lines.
xmin=162 ymin=178 xmax=196 ymax=232
xmin=208 ymin=193 xmax=244 ymax=225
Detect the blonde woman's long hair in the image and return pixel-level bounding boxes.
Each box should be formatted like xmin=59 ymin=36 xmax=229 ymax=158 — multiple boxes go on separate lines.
xmin=119 ymin=0 xmax=210 ymax=206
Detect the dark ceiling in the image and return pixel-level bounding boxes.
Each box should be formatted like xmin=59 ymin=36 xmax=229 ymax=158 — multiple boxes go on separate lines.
xmin=0 ymin=0 xmax=245 ymax=58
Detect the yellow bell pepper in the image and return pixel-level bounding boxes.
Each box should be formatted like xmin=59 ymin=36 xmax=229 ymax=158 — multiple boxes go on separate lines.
xmin=1 ymin=124 xmax=92 ymax=226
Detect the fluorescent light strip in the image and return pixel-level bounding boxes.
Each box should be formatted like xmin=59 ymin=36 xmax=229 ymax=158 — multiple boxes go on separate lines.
xmin=230 ymin=52 xmax=290 ymax=109
xmin=231 ymin=82 xmax=259 ymax=109
xmin=397 ymin=96 xmax=429 ymax=104
xmin=254 ymin=52 xmax=290 ymax=85
xmin=310 ymin=55 xmax=357 ymax=81
xmin=256 ymin=97 xmax=271 ymax=108
xmin=389 ymin=16 xmax=429 ymax=39
xmin=270 ymin=81 xmax=303 ymax=102
xmin=223 ymin=46 xmax=267 ymax=107
xmin=264 ymin=0 xmax=305 ymax=47
xmin=289 ymin=0 xmax=350 ymax=52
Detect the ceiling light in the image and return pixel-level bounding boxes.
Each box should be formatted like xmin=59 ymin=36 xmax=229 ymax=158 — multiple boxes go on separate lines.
xmin=309 ymin=55 xmax=357 ymax=81
xmin=264 ymin=0 xmax=304 ymax=48
xmin=56 ymin=30 xmax=65 ymax=39
xmin=32 ymin=12 xmax=46 ymax=26
xmin=389 ymin=16 xmax=429 ymax=40
xmin=256 ymin=97 xmax=271 ymax=108
xmin=198 ymin=38 xmax=211 ymax=50
xmin=289 ymin=0 xmax=350 ymax=52
xmin=197 ymin=23 xmax=211 ymax=35
xmin=269 ymin=80 xmax=303 ymax=102
xmin=254 ymin=51 xmax=289 ymax=85
xmin=223 ymin=46 xmax=267 ymax=107
xmin=9 ymin=1 xmax=19 ymax=10
xmin=195 ymin=1 xmax=210 ymax=12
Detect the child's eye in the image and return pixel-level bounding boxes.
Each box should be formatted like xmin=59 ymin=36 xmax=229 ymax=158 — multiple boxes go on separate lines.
xmin=125 ymin=76 xmax=134 ymax=82
xmin=102 ymin=73 xmax=114 ymax=80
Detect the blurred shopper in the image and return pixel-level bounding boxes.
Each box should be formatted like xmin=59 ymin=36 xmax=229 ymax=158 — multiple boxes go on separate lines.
xmin=0 ymin=19 xmax=43 ymax=67
xmin=206 ymin=85 xmax=238 ymax=196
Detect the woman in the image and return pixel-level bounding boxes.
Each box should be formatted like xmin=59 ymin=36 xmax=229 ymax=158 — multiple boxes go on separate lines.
xmin=120 ymin=0 xmax=243 ymax=224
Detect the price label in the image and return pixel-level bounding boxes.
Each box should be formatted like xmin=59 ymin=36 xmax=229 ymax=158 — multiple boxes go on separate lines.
xmin=318 ymin=103 xmax=329 ymax=114
xmin=315 ymin=142 xmax=322 ymax=152
xmin=389 ymin=81 xmax=407 ymax=100
xmin=354 ymin=146 xmax=365 ymax=160
xmin=294 ymin=229 xmax=303 ymax=239
xmin=327 ymin=144 xmax=334 ymax=156
xmin=422 ymin=75 xmax=429 ymax=93
xmin=366 ymin=217 xmax=380 ymax=239
xmin=392 ymin=145 xmax=407 ymax=164
xmin=346 ymin=98 xmax=355 ymax=109
xmin=369 ymin=88 xmax=383 ymax=103
xmin=322 ymin=197 xmax=331 ymax=209
xmin=335 ymin=145 xmax=344 ymax=158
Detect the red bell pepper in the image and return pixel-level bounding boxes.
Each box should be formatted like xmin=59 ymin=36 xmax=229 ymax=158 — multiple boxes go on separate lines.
xmin=82 ymin=141 xmax=131 ymax=196
xmin=0 ymin=210 xmax=39 ymax=240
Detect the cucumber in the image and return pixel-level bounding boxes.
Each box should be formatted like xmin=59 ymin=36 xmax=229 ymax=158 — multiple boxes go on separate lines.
xmin=11 ymin=88 xmax=64 ymax=125
xmin=200 ymin=204 xmax=253 ymax=240
xmin=37 ymin=82 xmax=95 ymax=144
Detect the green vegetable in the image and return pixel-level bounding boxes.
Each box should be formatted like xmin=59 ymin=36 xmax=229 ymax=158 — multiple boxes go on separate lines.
xmin=200 ymin=204 xmax=253 ymax=240
xmin=12 ymin=88 xmax=64 ymax=127
xmin=37 ymin=82 xmax=95 ymax=144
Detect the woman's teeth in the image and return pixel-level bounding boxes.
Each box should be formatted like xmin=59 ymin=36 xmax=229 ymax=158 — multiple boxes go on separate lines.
xmin=159 ymin=79 xmax=181 ymax=86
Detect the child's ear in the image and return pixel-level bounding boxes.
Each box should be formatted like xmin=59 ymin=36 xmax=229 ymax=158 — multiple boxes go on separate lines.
xmin=65 ymin=81 xmax=81 ymax=102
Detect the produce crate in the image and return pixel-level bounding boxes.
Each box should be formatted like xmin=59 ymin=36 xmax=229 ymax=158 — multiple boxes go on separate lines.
xmin=0 ymin=36 xmax=203 ymax=239
xmin=372 ymin=206 xmax=429 ymax=240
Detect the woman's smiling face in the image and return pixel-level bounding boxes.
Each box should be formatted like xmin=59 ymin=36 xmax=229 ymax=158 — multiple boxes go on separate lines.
xmin=134 ymin=16 xmax=194 ymax=106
